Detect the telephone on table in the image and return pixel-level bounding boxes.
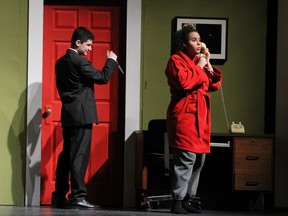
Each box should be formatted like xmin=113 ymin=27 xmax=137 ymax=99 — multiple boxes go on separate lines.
xmin=230 ymin=122 xmax=245 ymax=133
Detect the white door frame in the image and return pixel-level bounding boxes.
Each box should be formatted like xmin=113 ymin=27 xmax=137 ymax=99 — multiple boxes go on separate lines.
xmin=26 ymin=0 xmax=141 ymax=206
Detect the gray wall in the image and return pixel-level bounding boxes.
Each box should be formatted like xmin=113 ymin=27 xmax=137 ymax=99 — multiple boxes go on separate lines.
xmin=275 ymin=0 xmax=288 ymax=208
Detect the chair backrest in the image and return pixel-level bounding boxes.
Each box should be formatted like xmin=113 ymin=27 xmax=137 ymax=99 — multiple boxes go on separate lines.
xmin=147 ymin=119 xmax=167 ymax=154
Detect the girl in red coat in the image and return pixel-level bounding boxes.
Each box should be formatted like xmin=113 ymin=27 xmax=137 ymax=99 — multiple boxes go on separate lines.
xmin=165 ymin=24 xmax=223 ymax=214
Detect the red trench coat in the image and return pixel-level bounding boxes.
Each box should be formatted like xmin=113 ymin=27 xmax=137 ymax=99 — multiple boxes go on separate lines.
xmin=165 ymin=51 xmax=223 ymax=153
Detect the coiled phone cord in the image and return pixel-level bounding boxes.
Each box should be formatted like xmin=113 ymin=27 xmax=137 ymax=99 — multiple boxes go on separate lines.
xmin=220 ymin=85 xmax=230 ymax=132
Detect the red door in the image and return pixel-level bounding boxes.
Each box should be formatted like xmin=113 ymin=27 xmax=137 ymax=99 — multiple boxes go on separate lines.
xmin=41 ymin=5 xmax=124 ymax=207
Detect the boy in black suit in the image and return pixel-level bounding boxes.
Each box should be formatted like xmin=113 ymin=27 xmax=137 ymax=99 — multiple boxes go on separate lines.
xmin=51 ymin=26 xmax=118 ymax=209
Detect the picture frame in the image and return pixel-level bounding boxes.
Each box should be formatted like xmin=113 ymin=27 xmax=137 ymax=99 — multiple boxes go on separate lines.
xmin=172 ymin=17 xmax=228 ymax=64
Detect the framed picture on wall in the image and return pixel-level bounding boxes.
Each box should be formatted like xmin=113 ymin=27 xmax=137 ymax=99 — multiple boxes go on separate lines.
xmin=172 ymin=17 xmax=228 ymax=64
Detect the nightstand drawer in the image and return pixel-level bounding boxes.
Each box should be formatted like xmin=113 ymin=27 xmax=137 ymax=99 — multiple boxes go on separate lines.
xmin=234 ymin=137 xmax=273 ymax=172
xmin=234 ymin=151 xmax=272 ymax=174
xmin=234 ymin=138 xmax=273 ymax=156
xmin=234 ymin=174 xmax=273 ymax=191
xmin=233 ymin=137 xmax=274 ymax=191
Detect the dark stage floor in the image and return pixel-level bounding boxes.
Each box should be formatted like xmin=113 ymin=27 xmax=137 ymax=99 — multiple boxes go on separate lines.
xmin=0 ymin=206 xmax=287 ymax=216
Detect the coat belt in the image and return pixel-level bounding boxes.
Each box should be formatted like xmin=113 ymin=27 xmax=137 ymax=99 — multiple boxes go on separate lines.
xmin=171 ymin=89 xmax=209 ymax=138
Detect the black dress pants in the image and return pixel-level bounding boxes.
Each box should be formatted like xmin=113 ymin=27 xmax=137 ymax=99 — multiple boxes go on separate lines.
xmin=54 ymin=124 xmax=92 ymax=202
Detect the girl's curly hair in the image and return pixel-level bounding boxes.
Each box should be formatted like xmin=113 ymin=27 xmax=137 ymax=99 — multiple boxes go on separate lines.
xmin=171 ymin=23 xmax=198 ymax=54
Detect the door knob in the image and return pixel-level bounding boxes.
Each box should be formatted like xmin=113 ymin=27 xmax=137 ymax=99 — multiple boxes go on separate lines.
xmin=45 ymin=108 xmax=52 ymax=115
xmin=42 ymin=108 xmax=52 ymax=118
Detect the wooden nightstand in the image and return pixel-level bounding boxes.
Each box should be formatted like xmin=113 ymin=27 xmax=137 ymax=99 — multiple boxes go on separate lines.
xmin=198 ymin=133 xmax=274 ymax=211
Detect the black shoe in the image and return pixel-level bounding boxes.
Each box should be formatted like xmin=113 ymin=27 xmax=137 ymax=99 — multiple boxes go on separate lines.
xmin=171 ymin=200 xmax=188 ymax=214
xmin=189 ymin=197 xmax=202 ymax=210
xmin=51 ymin=193 xmax=70 ymax=209
xmin=70 ymin=199 xmax=101 ymax=210
xmin=182 ymin=199 xmax=201 ymax=213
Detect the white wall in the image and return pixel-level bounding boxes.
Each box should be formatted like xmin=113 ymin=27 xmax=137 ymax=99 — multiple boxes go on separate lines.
xmin=26 ymin=0 xmax=43 ymax=206
xmin=123 ymin=0 xmax=142 ymax=208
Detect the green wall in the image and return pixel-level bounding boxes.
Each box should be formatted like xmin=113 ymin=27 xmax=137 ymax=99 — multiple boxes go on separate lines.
xmin=0 ymin=0 xmax=28 ymax=205
xmin=0 ymin=0 xmax=268 ymax=206
xmin=141 ymin=0 xmax=267 ymax=134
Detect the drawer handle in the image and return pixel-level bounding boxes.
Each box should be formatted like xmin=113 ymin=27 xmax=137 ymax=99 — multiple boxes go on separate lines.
xmin=246 ymin=155 xmax=260 ymax=160
xmin=245 ymin=181 xmax=260 ymax=186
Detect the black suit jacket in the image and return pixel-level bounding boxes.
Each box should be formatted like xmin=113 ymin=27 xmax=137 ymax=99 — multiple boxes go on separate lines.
xmin=55 ymin=49 xmax=118 ymax=127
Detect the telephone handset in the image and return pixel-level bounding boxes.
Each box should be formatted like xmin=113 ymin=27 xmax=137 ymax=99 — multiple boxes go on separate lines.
xmin=201 ymin=42 xmax=207 ymax=53
xmin=197 ymin=42 xmax=207 ymax=58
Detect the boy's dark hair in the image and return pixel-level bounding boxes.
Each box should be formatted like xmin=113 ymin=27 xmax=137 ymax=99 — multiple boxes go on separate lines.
xmin=71 ymin=26 xmax=95 ymax=47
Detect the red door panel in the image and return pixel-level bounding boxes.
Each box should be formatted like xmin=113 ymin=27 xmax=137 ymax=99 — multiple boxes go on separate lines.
xmin=41 ymin=5 xmax=124 ymax=206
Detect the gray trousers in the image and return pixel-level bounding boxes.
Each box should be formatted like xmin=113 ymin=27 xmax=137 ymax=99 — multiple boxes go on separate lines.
xmin=171 ymin=148 xmax=206 ymax=200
